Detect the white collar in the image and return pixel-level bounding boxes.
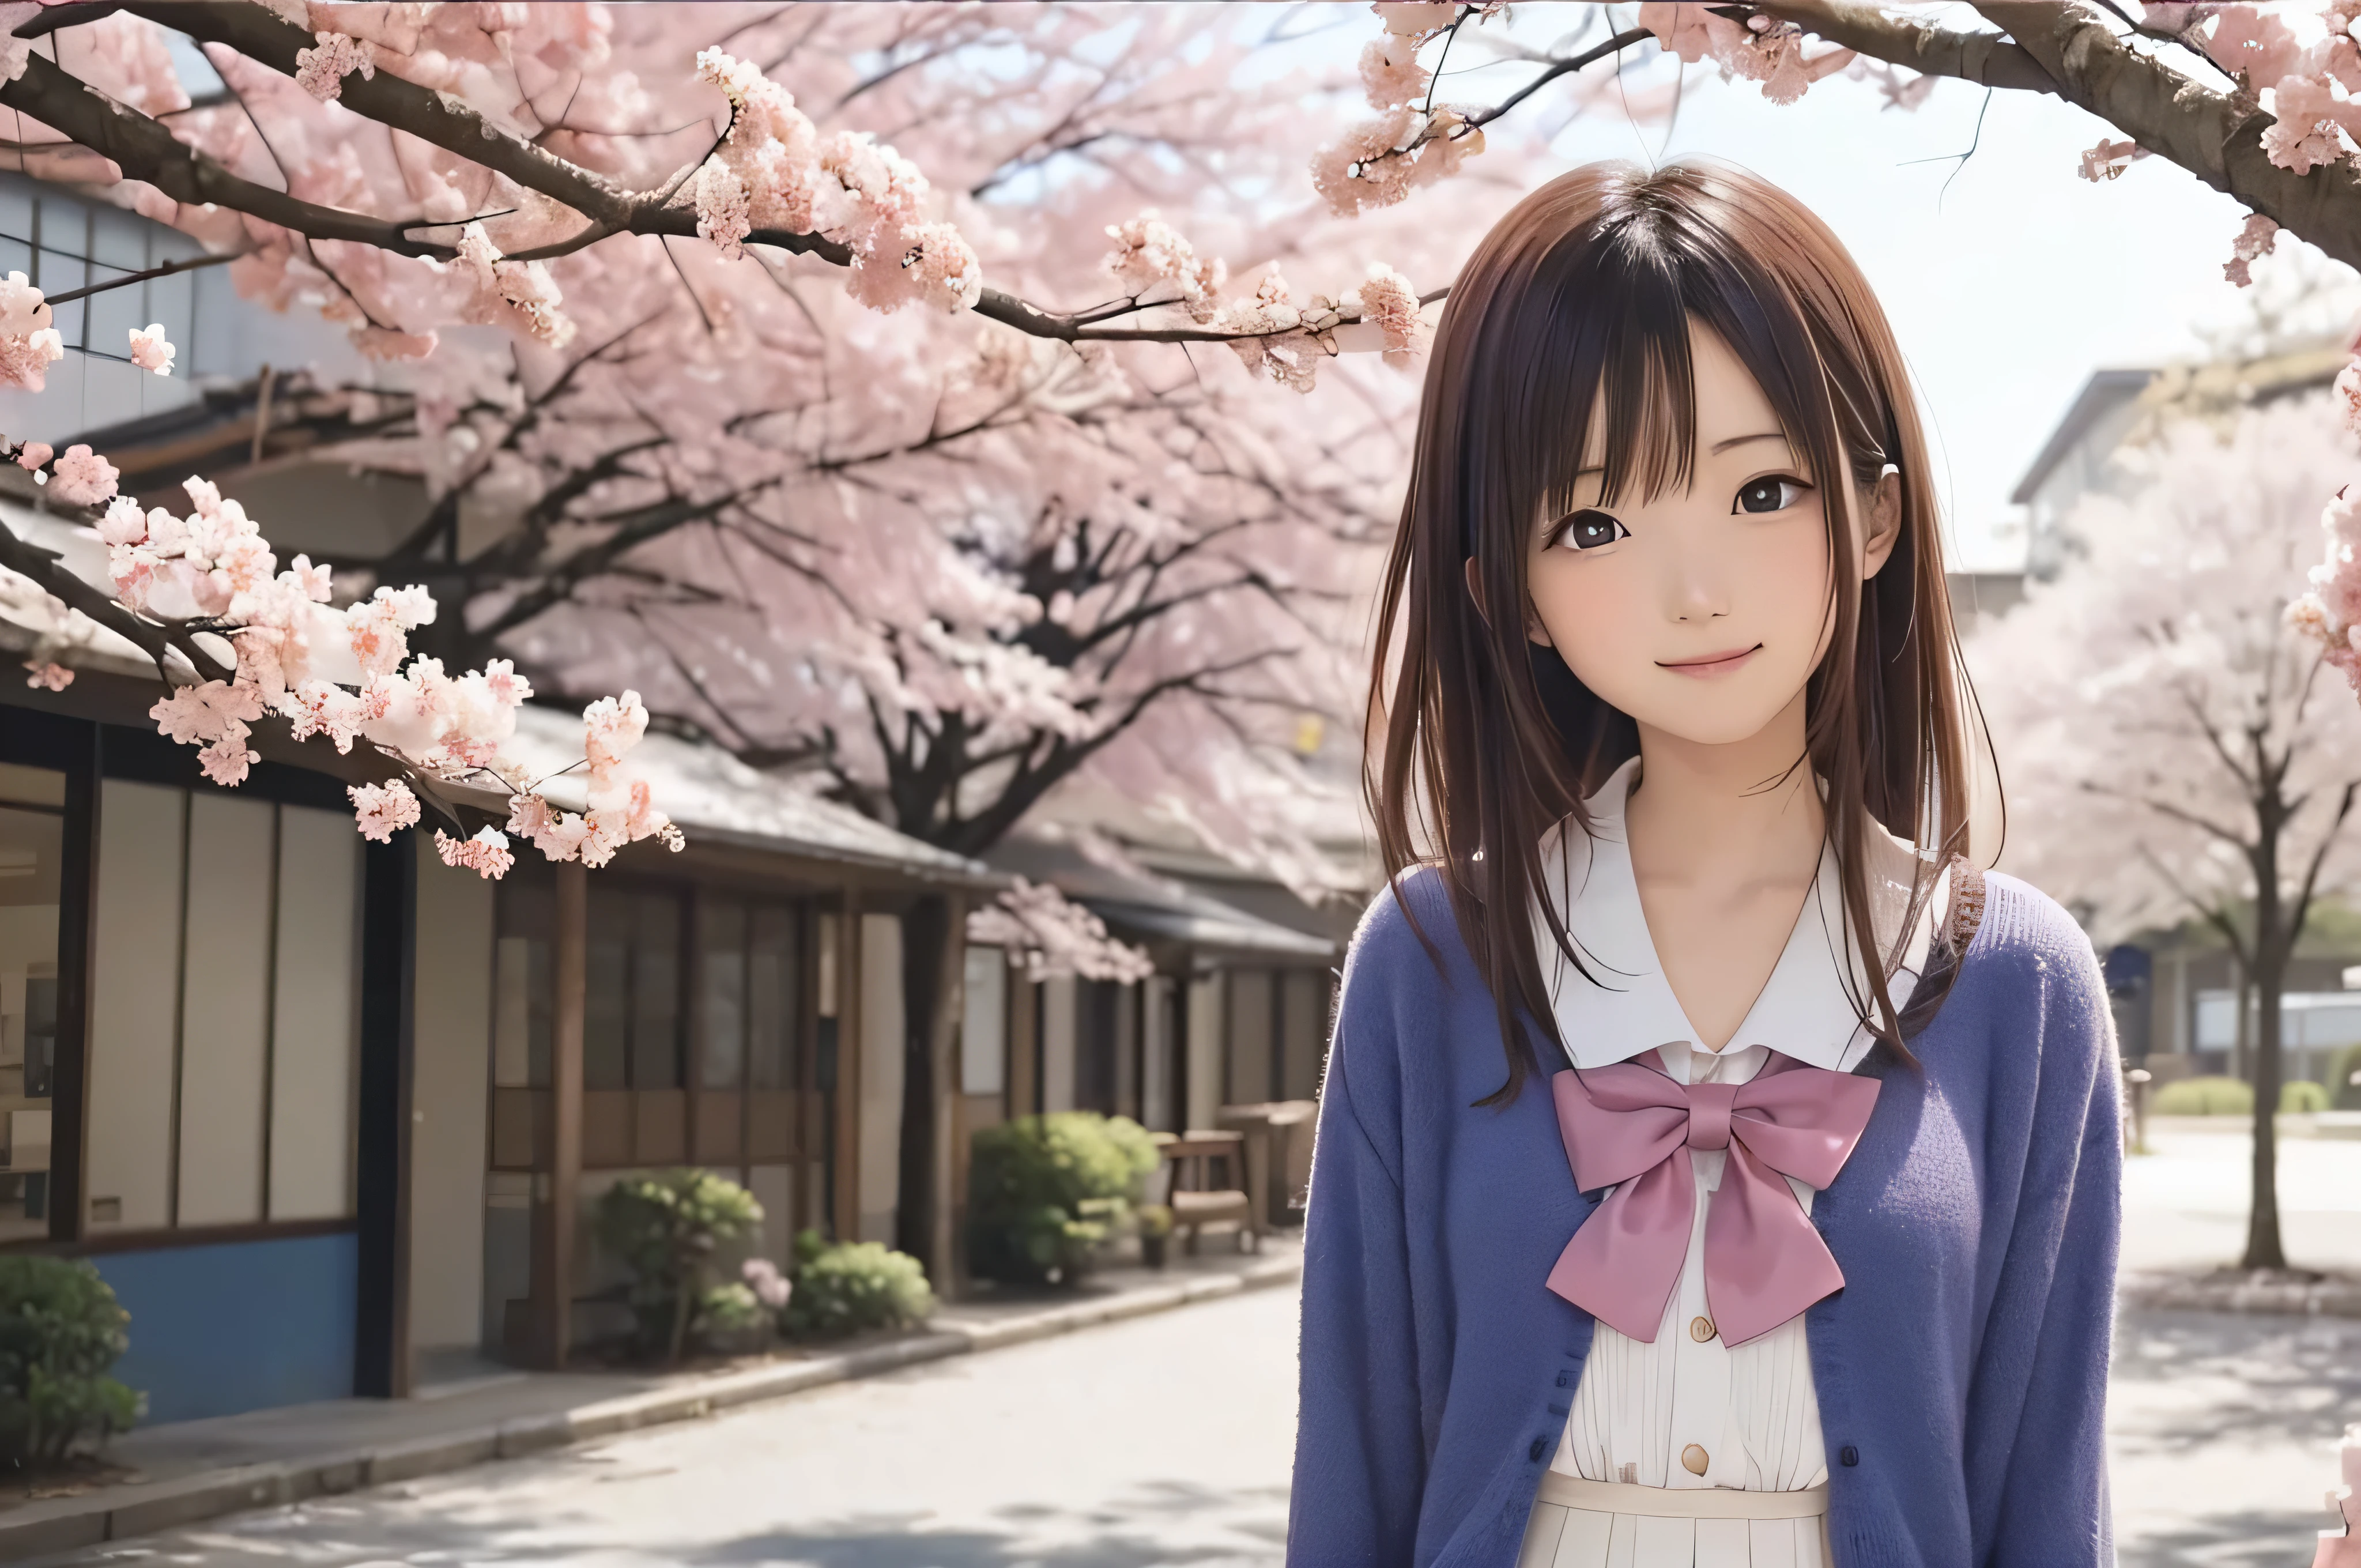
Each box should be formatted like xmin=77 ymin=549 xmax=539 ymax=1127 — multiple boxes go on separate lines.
xmin=1534 ymin=756 xmax=1941 ymax=1075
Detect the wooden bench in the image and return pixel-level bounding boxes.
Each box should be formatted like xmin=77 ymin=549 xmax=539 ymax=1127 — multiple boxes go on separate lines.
xmin=1154 ymin=1130 xmax=1257 ymax=1254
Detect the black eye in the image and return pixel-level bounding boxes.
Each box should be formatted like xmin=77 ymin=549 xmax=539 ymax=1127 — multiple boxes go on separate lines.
xmin=1555 ymin=508 xmax=1627 ymax=551
xmin=1734 ymin=477 xmax=1809 ymax=515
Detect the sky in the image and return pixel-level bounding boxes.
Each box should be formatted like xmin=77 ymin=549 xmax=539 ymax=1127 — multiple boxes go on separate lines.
xmin=1319 ymin=10 xmax=2316 ymax=573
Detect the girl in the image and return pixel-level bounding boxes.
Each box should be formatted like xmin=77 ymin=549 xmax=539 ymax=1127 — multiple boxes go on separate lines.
xmin=1289 ymin=161 xmax=2119 ymax=1567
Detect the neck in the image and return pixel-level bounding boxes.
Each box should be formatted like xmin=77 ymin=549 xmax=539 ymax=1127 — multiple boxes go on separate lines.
xmin=1622 ymin=687 xmax=1823 ymax=887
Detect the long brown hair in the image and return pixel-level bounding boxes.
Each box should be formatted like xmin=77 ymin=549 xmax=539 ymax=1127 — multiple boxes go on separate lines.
xmin=1367 ymin=159 xmax=1975 ymax=1106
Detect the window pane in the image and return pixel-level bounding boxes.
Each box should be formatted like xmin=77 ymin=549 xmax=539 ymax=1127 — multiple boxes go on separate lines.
xmin=176 ymin=793 xmax=273 ymax=1227
xmin=749 ymin=905 xmax=797 ymax=1091
xmin=700 ymin=899 xmax=745 ymax=1091
xmin=631 ymin=892 xmax=681 ymax=1090
xmin=88 ymin=781 xmax=181 ymax=1232
xmin=269 ymin=805 xmax=359 ymax=1222
xmin=0 ymin=798 xmax=62 ymax=1243
xmin=960 ymin=945 xmax=1006 ymax=1097
xmin=584 ymin=885 xmax=631 ymax=1091
xmin=36 ymin=249 xmax=84 ymax=348
xmin=493 ymin=880 xmax=552 ymax=1089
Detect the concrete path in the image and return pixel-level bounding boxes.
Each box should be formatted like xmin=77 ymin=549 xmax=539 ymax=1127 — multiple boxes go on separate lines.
xmin=2123 ymin=1117 xmax=2361 ymax=1275
xmin=15 ymin=1126 xmax=2361 ymax=1565
xmin=24 ymin=1284 xmax=1304 ymax=1568
xmin=1 ymin=1239 xmax=1301 ymax=1561
xmin=2111 ymin=1309 xmax=2361 ymax=1566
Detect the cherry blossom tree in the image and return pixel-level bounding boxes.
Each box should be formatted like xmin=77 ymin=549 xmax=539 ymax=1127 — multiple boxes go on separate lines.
xmin=0 ymin=2 xmax=1495 ymax=1275
xmin=1970 ymin=398 xmax=2361 ymax=1272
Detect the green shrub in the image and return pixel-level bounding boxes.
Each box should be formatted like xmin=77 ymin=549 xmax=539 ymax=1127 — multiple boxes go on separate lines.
xmin=2153 ymin=1076 xmax=2253 ymax=1115
xmin=782 ymin=1229 xmax=936 ymax=1337
xmin=966 ymin=1112 xmax=1163 ymax=1286
xmin=594 ymin=1170 xmax=764 ymax=1362
xmin=2283 ymin=1078 xmax=2332 ymax=1114
xmin=2152 ymin=1075 xmax=2336 ymax=1115
xmin=1136 ymin=1204 xmax=1174 ymax=1241
xmin=2333 ymin=1043 xmax=2361 ymax=1110
xmin=0 ymin=1257 xmax=141 ymax=1467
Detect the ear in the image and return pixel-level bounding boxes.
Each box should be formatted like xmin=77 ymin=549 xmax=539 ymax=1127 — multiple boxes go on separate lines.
xmin=1861 ymin=463 xmax=1902 ymax=579
xmin=1465 ymin=555 xmax=1555 ymax=648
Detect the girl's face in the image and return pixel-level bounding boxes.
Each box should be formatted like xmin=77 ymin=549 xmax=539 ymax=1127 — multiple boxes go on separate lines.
xmin=1519 ymin=319 xmax=1900 ymax=748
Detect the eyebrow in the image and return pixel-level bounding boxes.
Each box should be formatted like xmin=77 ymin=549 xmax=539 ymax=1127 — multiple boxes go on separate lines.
xmin=1572 ymin=430 xmax=1789 ymax=477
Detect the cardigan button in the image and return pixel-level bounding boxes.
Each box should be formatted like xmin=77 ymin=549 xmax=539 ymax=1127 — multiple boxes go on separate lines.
xmin=1529 ymin=1437 xmax=1547 ymax=1462
xmin=1840 ymin=1445 xmax=1860 ymax=1467
xmin=1681 ymin=1443 xmax=1709 ymax=1476
xmin=1689 ymin=1316 xmax=1717 ymax=1343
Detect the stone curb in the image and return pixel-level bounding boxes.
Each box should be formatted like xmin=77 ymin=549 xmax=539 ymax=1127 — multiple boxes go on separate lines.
xmin=0 ymin=1253 xmax=1303 ymax=1562
xmin=2119 ymin=1269 xmax=2361 ymax=1320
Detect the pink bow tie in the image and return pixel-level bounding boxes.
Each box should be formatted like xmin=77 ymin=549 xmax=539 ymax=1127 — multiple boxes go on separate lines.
xmin=1546 ymin=1050 xmax=1880 ymax=1347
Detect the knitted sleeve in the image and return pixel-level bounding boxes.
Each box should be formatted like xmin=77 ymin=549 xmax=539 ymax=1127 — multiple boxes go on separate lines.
xmin=1971 ymin=877 xmax=2124 ymax=1562
xmin=1287 ymin=883 xmax=1430 ymax=1568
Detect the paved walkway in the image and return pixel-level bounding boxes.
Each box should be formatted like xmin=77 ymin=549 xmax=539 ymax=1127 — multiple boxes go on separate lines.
xmin=2 ymin=1237 xmax=1300 ymax=1560
xmin=11 ymin=1121 xmax=2361 ymax=1563
xmin=23 ymin=1284 xmax=1305 ymax=1568
xmin=2122 ymin=1114 xmax=2361 ymax=1275
xmin=2111 ymin=1307 xmax=2361 ymax=1567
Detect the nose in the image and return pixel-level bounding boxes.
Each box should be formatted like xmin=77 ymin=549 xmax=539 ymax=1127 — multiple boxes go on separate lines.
xmin=1666 ymin=534 xmax=1731 ymax=621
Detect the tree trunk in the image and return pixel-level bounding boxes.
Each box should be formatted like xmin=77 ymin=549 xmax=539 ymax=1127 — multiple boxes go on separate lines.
xmin=895 ymin=895 xmax=965 ymax=1286
xmin=2232 ymin=960 xmax=2251 ymax=1084
xmin=2243 ymin=847 xmax=2289 ymax=1271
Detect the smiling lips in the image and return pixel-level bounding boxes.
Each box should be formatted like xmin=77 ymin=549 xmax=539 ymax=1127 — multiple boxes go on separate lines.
xmin=1657 ymin=644 xmax=1762 ymax=677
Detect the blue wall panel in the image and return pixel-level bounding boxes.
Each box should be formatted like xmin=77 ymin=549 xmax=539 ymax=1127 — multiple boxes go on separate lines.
xmin=93 ymin=1232 xmax=357 ymax=1425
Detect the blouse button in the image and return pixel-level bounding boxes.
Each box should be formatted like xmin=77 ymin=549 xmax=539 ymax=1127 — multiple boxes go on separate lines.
xmin=1689 ymin=1316 xmax=1717 ymax=1343
xmin=1680 ymin=1443 xmax=1709 ymax=1476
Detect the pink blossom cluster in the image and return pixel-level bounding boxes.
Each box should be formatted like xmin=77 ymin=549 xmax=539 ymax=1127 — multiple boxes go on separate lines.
xmin=293 ymin=31 xmax=374 ymax=102
xmin=742 ymin=1257 xmax=792 ymax=1311
xmin=77 ymin=460 xmax=674 ymax=868
xmin=50 ymin=445 xmax=119 ymax=508
xmin=150 ymin=677 xmax=264 ymax=787
xmin=445 ymin=223 xmax=572 ymax=349
xmin=433 ymin=826 xmax=515 ymax=880
xmin=1102 ymin=213 xmax=1227 ymax=323
xmin=1094 ymin=210 xmax=1426 ymax=387
xmin=0 ymin=2 xmax=37 ymax=85
xmin=1354 ymin=263 xmax=1429 ymax=368
xmin=2076 ymin=138 xmax=2147 ymax=183
xmin=127 ymin=323 xmax=175 ymax=375
xmin=501 ymin=691 xmax=681 ymax=869
xmin=2201 ymin=3 xmax=2361 ymax=175
xmin=1638 ymin=3 xmax=1856 ymax=107
xmin=2287 ymin=483 xmax=2361 ymax=690
xmin=691 ymin=47 xmax=982 ymax=315
xmin=102 ymin=474 xmax=308 ymax=624
xmin=1309 ymin=3 xmax=1493 ymax=218
xmin=22 ymin=661 xmax=70 ymax=691
xmin=967 ymin=877 xmax=1155 ymax=983
xmin=1209 ymin=262 xmax=1428 ymax=393
xmin=2224 ymin=213 xmax=2281 ymax=287
xmin=348 ymin=779 xmax=421 ymax=843
xmin=0 ymin=273 xmax=63 ymax=393
xmin=2313 ymin=1422 xmax=2361 ymax=1568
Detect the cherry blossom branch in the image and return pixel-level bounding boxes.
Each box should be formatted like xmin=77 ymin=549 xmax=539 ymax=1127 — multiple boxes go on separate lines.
xmin=0 ymin=509 xmax=220 ymax=681
xmin=1756 ymin=2 xmax=2064 ymax=95
xmin=0 ymin=52 xmax=457 ymax=256
xmin=1461 ymin=25 xmax=1662 ymax=131
xmin=40 ymin=250 xmax=237 ymax=307
xmin=1763 ymin=2 xmax=2361 ymax=276
xmin=3 ymin=11 xmax=1430 ymax=365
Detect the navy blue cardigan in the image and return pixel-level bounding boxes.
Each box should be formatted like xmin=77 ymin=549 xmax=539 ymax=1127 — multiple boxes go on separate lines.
xmin=1288 ymin=866 xmax=2121 ymax=1567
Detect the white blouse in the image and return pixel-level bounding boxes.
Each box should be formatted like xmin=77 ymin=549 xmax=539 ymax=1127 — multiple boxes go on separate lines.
xmin=1526 ymin=757 xmax=1939 ymax=1568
